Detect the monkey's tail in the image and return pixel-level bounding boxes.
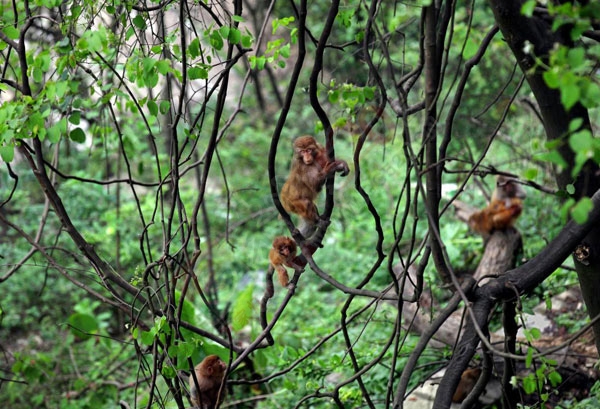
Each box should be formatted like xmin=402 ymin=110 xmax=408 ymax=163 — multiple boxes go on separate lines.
xmin=259 ymin=265 xmax=275 ymax=346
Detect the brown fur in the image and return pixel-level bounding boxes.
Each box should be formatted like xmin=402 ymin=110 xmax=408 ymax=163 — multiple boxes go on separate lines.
xmin=189 ymin=355 xmax=227 ymax=409
xmin=468 ymin=176 xmax=526 ymax=236
xmin=269 ymin=236 xmax=298 ymax=287
xmin=280 ymin=136 xmax=349 ymax=223
xmin=452 ymin=367 xmax=482 ymax=403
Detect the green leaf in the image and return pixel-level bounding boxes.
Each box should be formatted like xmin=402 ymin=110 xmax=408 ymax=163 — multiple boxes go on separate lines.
xmin=167 ymin=343 xmax=180 ymax=358
xmin=69 ymin=127 xmax=86 ymax=143
xmin=159 ymin=100 xmax=170 ymax=114
xmin=210 ymin=30 xmax=224 ymax=50
xmin=47 ymin=118 xmax=66 ymax=143
xmin=0 ymin=145 xmax=14 ymax=162
xmin=561 ymin=83 xmax=580 ymax=110
xmin=249 ymin=56 xmax=266 ymax=70
xmin=156 ymin=60 xmax=170 ymax=75
xmin=328 ymin=89 xmax=339 ymax=103
xmin=189 ymin=66 xmax=208 ymax=80
xmin=145 ymin=71 xmax=159 ymax=88
xmin=581 ymin=81 xmax=600 ymax=108
xmin=521 ymin=0 xmax=536 ymax=16
xmin=147 ymin=100 xmax=158 ymax=116
xmin=543 ymin=69 xmax=560 ymax=89
xmin=2 ymin=26 xmax=19 ymax=40
xmin=28 ymin=112 xmax=46 ymax=138
xmin=569 ymin=129 xmax=593 ymax=152
xmin=523 ymin=168 xmax=538 ymax=180
xmin=140 ymin=330 xmax=154 ymax=346
xmin=534 ymin=150 xmax=568 ymax=169
xmin=525 ymin=347 xmax=534 ymax=368
xmin=133 ymin=14 xmax=147 ymax=30
xmin=161 ymin=366 xmax=176 ymax=379
xmin=280 ymin=43 xmax=290 ymax=58
xmin=548 ymin=370 xmax=562 ymax=387
xmin=569 ymin=118 xmax=584 ymax=133
xmin=68 ymin=313 xmax=98 ymax=340
xmin=571 ymin=197 xmax=593 ymax=224
xmin=231 ymin=284 xmax=254 ymax=331
xmin=528 ymin=327 xmax=541 ymax=340
xmin=567 ymin=47 xmax=585 ymax=69
xmin=333 ymin=117 xmax=347 ymax=129
xmin=188 ymin=38 xmax=200 ymax=58
xmin=523 ymin=374 xmax=537 ymax=394
xmin=241 ymin=34 xmax=253 ymax=48
xmin=229 ymin=28 xmax=241 ymax=45
xmin=80 ymin=29 xmax=106 ymax=53
xmin=68 ymin=111 xmax=81 ymax=125
xmin=219 ymin=26 xmax=230 ymax=40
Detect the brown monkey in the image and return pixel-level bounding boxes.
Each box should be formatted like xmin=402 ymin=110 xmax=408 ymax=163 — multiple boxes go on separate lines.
xmin=269 ymin=236 xmax=298 ymax=287
xmin=468 ymin=175 xmax=526 ymax=236
xmin=452 ymin=367 xmax=482 ymax=403
xmin=280 ymin=136 xmax=349 ymax=226
xmin=189 ymin=355 xmax=227 ymax=409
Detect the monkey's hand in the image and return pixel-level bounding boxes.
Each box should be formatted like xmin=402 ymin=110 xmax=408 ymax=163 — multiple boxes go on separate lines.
xmin=316 ymin=217 xmax=331 ymax=231
xmin=337 ymin=160 xmax=350 ymax=177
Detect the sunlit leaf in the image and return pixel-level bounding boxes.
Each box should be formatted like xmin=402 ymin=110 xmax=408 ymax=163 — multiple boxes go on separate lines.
xmin=0 ymin=145 xmax=14 ymax=162
xmin=189 ymin=66 xmax=208 ymax=80
xmin=231 ymin=284 xmax=254 ymax=331
xmin=571 ymin=197 xmax=593 ymax=224
xmin=2 ymin=26 xmax=19 ymax=40
xmin=560 ymin=82 xmax=580 ymax=110
xmin=229 ymin=28 xmax=241 ymax=44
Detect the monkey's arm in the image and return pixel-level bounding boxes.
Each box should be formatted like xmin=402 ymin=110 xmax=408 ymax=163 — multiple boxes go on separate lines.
xmin=489 ymin=198 xmax=522 ymax=230
xmin=323 ymin=159 xmax=349 ymax=177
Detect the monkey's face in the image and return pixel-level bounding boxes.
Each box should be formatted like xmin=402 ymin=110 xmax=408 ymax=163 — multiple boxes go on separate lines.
xmin=203 ymin=355 xmax=227 ymax=377
xmin=497 ymin=178 xmax=526 ymax=199
xmin=510 ymin=183 xmax=526 ymax=199
xmin=272 ymin=237 xmax=297 ymax=259
xmin=298 ymin=148 xmax=315 ymax=165
xmin=278 ymin=245 xmax=291 ymax=257
xmin=214 ymin=357 xmax=227 ymax=375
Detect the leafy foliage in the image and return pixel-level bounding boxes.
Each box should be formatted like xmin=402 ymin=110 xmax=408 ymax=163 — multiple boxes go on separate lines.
xmin=0 ymin=0 xmax=598 ymax=408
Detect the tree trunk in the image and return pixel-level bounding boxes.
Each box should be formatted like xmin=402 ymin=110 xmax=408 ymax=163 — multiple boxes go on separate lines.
xmin=473 ymin=228 xmax=522 ymax=283
xmin=488 ymin=0 xmax=600 ymax=354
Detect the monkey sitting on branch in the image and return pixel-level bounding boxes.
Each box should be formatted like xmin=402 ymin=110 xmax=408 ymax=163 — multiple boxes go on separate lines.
xmin=452 ymin=174 xmax=527 ymax=282
xmin=189 ymin=355 xmax=227 ymax=409
xmin=268 ymin=236 xmax=298 ymax=288
xmin=467 ymin=175 xmax=526 ymax=238
xmin=279 ymin=135 xmax=349 ymax=237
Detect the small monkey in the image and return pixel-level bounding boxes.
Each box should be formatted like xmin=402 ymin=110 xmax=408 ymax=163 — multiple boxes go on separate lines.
xmin=189 ymin=355 xmax=227 ymax=409
xmin=452 ymin=367 xmax=482 ymax=403
xmin=468 ymin=175 xmax=526 ymax=236
xmin=280 ymin=136 xmax=349 ymax=227
xmin=269 ymin=236 xmax=298 ymax=287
